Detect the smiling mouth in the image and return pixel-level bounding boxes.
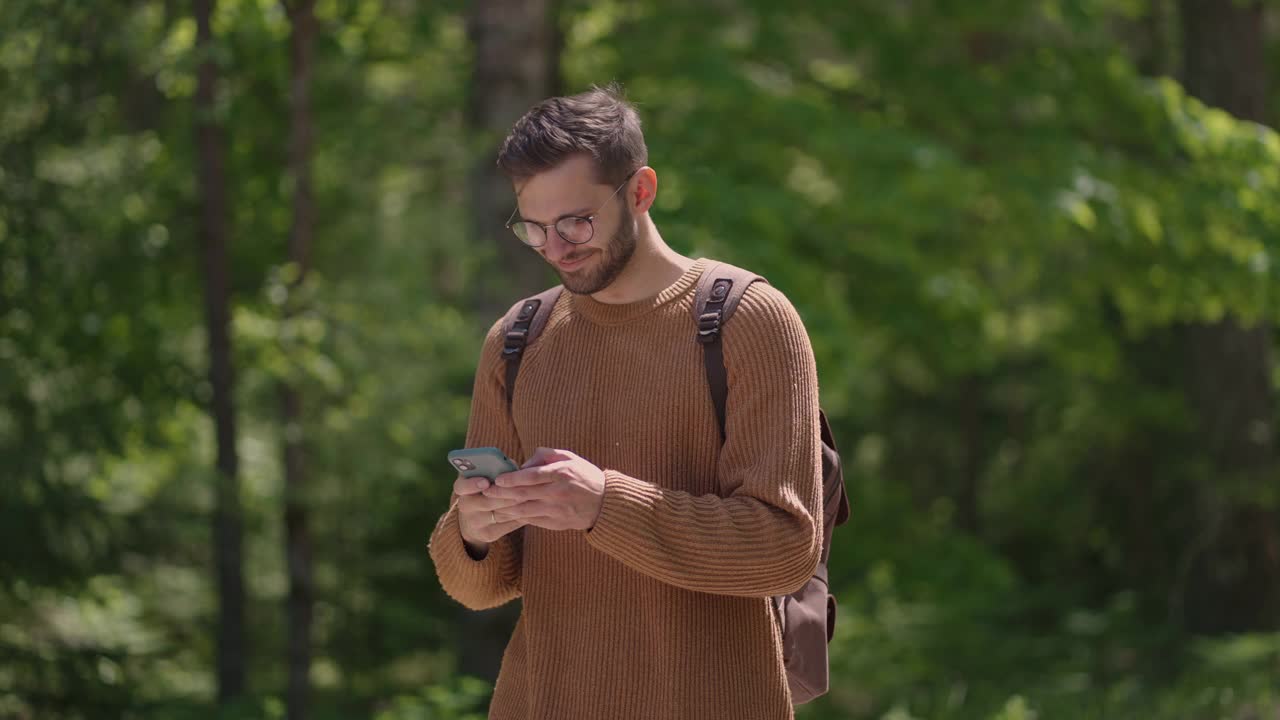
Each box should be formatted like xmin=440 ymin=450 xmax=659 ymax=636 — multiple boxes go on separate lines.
xmin=558 ymin=254 xmax=590 ymax=270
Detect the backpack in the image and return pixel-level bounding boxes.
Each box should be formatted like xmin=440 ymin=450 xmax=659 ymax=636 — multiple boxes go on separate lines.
xmin=498 ymin=260 xmax=851 ymax=705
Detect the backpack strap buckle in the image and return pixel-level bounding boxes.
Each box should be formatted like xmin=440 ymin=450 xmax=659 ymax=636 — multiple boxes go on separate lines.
xmin=503 ymin=298 xmax=543 ymax=356
xmin=500 ymin=286 xmax=565 ymax=411
xmin=502 ymin=329 xmax=529 ymax=355
xmin=696 ymin=311 xmax=722 ymax=343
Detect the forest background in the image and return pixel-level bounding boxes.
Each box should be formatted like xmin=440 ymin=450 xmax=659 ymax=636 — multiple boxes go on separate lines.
xmin=3 ymin=0 xmax=1280 ymax=718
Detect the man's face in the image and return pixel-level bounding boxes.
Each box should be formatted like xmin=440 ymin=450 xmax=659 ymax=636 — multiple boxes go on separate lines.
xmin=512 ymin=154 xmax=637 ymax=295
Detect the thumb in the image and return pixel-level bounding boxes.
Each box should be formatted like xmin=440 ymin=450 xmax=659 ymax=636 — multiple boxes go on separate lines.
xmin=522 ymin=446 xmax=570 ymax=469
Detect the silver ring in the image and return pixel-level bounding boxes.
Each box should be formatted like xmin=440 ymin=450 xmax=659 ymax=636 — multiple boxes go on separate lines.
xmin=490 ymin=510 xmax=496 ymax=524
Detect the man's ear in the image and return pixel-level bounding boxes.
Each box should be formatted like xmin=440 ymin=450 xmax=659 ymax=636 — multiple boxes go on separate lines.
xmin=630 ymin=166 xmax=658 ymax=215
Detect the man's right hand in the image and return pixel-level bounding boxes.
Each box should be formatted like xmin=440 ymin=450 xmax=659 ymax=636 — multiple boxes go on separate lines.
xmin=455 ymin=474 xmax=528 ymax=557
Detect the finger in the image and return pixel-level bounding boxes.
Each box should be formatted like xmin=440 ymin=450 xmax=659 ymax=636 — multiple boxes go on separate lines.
xmin=520 ymin=447 xmax=554 ymax=469
xmin=460 ymin=493 xmax=533 ymax=512
xmin=482 ymin=483 xmax=555 ymax=501
xmin=453 ymin=475 xmax=491 ymax=496
xmin=485 ymin=518 xmax=528 ymax=540
xmin=522 ymin=516 xmax=570 ymax=531
xmin=496 ymin=461 xmax=566 ymax=488
xmin=521 ymin=447 xmax=576 ymax=469
xmin=493 ymin=500 xmax=559 ymax=521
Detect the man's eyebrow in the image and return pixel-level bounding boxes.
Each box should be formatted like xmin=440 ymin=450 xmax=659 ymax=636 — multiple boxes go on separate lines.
xmin=514 ymin=207 xmax=594 ymax=225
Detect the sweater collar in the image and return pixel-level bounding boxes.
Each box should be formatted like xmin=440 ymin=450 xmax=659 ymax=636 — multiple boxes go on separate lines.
xmin=569 ymin=257 xmax=710 ymax=326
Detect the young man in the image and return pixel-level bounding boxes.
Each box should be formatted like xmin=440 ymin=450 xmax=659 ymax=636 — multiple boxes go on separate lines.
xmin=428 ymin=84 xmax=824 ymax=720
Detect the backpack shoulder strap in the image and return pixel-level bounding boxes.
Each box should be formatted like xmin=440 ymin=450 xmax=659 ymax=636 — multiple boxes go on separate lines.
xmin=692 ymin=261 xmax=767 ymax=442
xmin=500 ymin=284 xmax=564 ymax=412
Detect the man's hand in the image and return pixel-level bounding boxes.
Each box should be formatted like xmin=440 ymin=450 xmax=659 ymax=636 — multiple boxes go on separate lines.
xmin=482 ymin=447 xmax=606 ymax=531
xmin=455 ymin=474 xmax=529 ymax=551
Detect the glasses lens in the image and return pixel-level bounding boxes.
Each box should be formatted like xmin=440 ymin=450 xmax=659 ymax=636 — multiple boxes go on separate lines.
xmin=511 ymin=222 xmax=542 ymax=246
xmin=555 ymin=217 xmax=594 ymax=244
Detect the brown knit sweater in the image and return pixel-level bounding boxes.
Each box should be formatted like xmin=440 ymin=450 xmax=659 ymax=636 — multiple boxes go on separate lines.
xmin=428 ymin=257 xmax=823 ymax=720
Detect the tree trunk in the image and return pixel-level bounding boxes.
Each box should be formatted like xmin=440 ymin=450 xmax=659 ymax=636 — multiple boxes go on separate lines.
xmin=1181 ymin=0 xmax=1268 ymax=121
xmin=1135 ymin=0 xmax=1175 ymax=77
xmin=457 ymin=0 xmax=559 ymax=682
xmin=195 ymin=0 xmax=246 ymax=703
xmin=282 ymin=1 xmax=317 ymax=718
xmin=466 ymin=0 xmax=559 ymax=316
xmin=957 ymin=376 xmax=983 ymax=536
xmin=1176 ymin=0 xmax=1279 ymax=633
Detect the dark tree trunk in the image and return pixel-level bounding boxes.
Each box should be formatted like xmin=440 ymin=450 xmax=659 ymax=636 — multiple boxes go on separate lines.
xmin=957 ymin=376 xmax=983 ymax=536
xmin=1176 ymin=0 xmax=1280 ymax=633
xmin=282 ymin=1 xmax=317 ymax=718
xmin=466 ymin=0 xmax=559 ymax=316
xmin=1135 ymin=0 xmax=1175 ymax=77
xmin=1181 ymin=0 xmax=1268 ymax=120
xmin=456 ymin=0 xmax=559 ymax=682
xmin=195 ymin=0 xmax=246 ymax=703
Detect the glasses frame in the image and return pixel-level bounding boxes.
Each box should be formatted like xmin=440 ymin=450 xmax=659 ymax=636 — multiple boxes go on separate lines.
xmin=504 ymin=169 xmax=640 ymax=248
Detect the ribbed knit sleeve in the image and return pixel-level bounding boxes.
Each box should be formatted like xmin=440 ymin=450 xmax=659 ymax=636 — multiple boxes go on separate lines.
xmin=583 ymin=282 xmax=823 ymax=598
xmin=427 ymin=317 xmax=524 ymax=611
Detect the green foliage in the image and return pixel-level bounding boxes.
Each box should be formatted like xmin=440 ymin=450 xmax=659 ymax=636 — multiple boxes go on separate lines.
xmin=2 ymin=0 xmax=1278 ymax=718
xmin=371 ymin=677 xmax=491 ymax=720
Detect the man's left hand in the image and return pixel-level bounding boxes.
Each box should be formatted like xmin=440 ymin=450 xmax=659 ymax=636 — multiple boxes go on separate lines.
xmin=483 ymin=447 xmax=606 ymax=531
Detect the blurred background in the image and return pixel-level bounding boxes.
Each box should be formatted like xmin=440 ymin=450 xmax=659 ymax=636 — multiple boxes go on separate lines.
xmin=2 ymin=0 xmax=1279 ymax=718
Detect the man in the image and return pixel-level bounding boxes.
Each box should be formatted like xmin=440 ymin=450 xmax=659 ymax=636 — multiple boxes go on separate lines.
xmin=428 ymin=84 xmax=823 ymax=720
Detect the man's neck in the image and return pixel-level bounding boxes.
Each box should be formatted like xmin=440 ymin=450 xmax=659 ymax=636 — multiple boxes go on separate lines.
xmin=590 ymin=220 xmax=696 ymax=305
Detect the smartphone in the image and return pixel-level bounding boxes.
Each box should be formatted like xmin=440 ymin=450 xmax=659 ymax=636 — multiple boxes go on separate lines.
xmin=447 ymin=446 xmax=519 ymax=481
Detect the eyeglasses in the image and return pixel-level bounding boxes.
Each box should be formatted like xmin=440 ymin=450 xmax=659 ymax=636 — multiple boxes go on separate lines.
xmin=505 ymin=170 xmax=639 ymax=248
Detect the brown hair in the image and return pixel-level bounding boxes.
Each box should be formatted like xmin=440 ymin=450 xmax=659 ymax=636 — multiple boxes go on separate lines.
xmin=496 ymin=83 xmax=648 ymax=187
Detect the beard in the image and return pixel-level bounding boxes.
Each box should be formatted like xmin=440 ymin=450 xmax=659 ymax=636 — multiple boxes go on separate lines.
xmin=554 ymin=203 xmax=638 ymax=295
